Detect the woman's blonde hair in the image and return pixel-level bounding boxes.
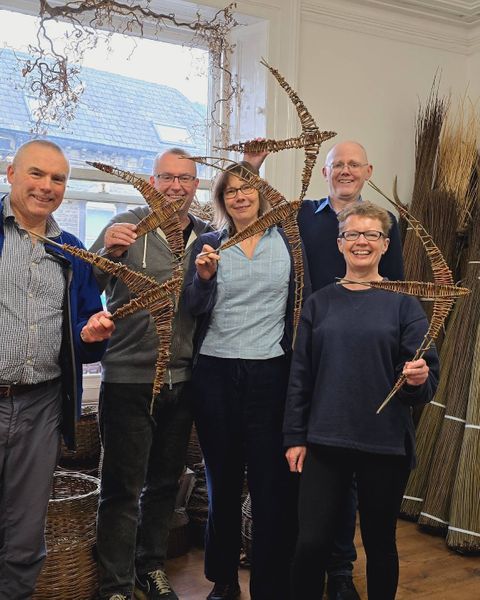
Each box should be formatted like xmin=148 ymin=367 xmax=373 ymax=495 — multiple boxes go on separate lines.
xmin=211 ymin=161 xmax=270 ymax=232
xmin=337 ymin=201 xmax=392 ymax=236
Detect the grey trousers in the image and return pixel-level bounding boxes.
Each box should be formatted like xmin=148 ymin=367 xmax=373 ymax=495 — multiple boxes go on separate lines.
xmin=0 ymin=381 xmax=62 ymax=600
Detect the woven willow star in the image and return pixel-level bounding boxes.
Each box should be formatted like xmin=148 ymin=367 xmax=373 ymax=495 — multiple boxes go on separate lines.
xmin=218 ymin=58 xmax=336 ymax=201
xmin=30 ymin=234 xmax=183 ymax=406
xmin=346 ymin=181 xmax=470 ymax=413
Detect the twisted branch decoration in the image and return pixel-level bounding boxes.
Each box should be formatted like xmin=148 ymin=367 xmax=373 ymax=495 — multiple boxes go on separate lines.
xmin=87 ymin=161 xmax=185 ymax=257
xmin=30 ymin=232 xmax=182 ymax=401
xmin=218 ymin=59 xmax=336 ymax=201
xmin=361 ymin=180 xmax=470 ymax=413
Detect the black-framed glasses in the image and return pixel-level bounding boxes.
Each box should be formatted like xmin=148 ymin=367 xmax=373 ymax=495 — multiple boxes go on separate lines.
xmin=223 ymin=183 xmax=256 ymax=200
xmin=327 ymin=161 xmax=369 ymax=172
xmin=339 ymin=230 xmax=385 ymax=241
xmin=154 ymin=173 xmax=196 ymax=184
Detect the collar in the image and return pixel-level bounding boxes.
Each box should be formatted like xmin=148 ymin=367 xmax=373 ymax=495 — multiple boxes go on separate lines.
xmin=2 ymin=194 xmax=61 ymax=237
xmin=314 ymin=196 xmax=364 ymax=215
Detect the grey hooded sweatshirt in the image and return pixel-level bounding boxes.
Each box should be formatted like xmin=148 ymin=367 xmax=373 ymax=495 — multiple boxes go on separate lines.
xmin=90 ymin=206 xmax=211 ymax=386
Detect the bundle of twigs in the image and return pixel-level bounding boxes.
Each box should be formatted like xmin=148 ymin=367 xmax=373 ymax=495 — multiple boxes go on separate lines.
xmin=417 ymin=222 xmax=480 ymax=533
xmin=447 ymin=297 xmax=480 ymax=553
xmin=402 ymin=81 xmax=448 ymax=283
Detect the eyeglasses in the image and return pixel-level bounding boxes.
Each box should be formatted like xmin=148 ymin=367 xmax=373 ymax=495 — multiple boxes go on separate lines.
xmin=327 ymin=161 xmax=369 ymax=172
xmin=223 ymin=183 xmax=256 ymax=200
xmin=154 ymin=173 xmax=196 ymax=184
xmin=339 ymin=230 xmax=385 ymax=241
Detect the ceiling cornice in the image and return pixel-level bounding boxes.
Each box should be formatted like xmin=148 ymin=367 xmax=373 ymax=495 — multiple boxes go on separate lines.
xmin=302 ymin=0 xmax=475 ymax=55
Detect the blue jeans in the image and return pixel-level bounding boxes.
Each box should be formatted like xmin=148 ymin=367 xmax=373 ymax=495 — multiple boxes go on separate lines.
xmin=96 ymin=381 xmax=192 ymax=598
xmin=192 ymin=354 xmax=298 ymax=600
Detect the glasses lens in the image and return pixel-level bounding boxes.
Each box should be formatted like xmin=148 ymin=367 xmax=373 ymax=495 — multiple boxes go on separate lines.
xmin=241 ymin=184 xmax=254 ymax=195
xmin=364 ymin=231 xmax=382 ymax=240
xmin=343 ymin=231 xmax=359 ymax=241
xmin=179 ymin=175 xmax=195 ymax=183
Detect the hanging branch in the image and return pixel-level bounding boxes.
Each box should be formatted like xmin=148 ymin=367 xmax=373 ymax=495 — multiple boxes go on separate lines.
xmin=19 ymin=1 xmax=239 ymax=131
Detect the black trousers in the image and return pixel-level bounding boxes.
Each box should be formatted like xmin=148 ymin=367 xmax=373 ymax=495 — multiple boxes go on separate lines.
xmin=292 ymin=445 xmax=410 ymax=600
xmin=192 ymin=354 xmax=297 ymax=600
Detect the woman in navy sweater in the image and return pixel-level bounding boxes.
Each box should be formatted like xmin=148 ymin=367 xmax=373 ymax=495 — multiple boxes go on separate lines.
xmin=184 ymin=162 xmax=310 ymax=600
xmin=284 ymin=201 xmax=439 ymax=600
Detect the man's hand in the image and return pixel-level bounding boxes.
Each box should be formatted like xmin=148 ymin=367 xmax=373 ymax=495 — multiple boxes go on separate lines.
xmin=195 ymin=244 xmax=220 ymax=281
xmin=104 ymin=223 xmax=137 ymax=257
xmin=80 ymin=311 xmax=115 ymax=343
xmin=286 ymin=446 xmax=307 ymax=473
xmin=243 ymin=138 xmax=269 ymax=172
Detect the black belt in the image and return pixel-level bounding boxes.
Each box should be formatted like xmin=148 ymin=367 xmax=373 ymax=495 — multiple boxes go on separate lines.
xmin=0 ymin=378 xmax=59 ymax=398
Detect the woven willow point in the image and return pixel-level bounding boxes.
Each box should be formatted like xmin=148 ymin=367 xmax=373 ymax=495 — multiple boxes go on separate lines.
xmin=86 ymin=161 xmax=185 ymax=257
xmin=218 ymin=59 xmax=336 ymax=201
xmin=366 ymin=180 xmax=469 ymax=413
xmin=30 ymin=232 xmax=182 ymax=400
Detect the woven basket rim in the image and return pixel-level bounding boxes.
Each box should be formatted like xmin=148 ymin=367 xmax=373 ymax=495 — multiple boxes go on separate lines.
xmin=50 ymin=470 xmax=100 ymax=503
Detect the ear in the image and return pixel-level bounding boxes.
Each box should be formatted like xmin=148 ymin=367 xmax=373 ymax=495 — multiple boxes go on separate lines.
xmin=337 ymin=237 xmax=343 ymax=254
xmin=382 ymin=237 xmax=390 ymax=254
xmin=322 ymin=165 xmax=328 ymax=179
xmin=6 ymin=164 xmax=14 ymax=184
xmin=365 ymin=164 xmax=373 ymax=181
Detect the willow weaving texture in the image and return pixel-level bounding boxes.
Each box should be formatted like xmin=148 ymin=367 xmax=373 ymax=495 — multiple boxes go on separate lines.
xmin=86 ymin=161 xmax=185 ymax=257
xmin=30 ymin=233 xmax=182 ymax=402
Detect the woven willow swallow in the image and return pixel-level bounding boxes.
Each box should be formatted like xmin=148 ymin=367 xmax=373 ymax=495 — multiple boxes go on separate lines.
xmin=191 ymin=156 xmax=305 ymax=339
xmin=86 ymin=161 xmax=185 ymax=258
xmin=340 ymin=180 xmax=470 ymax=413
xmin=218 ymin=59 xmax=336 ymax=201
xmin=30 ymin=232 xmax=183 ymax=405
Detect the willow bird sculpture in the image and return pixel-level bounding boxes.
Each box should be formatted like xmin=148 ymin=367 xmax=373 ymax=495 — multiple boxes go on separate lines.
xmin=340 ymin=180 xmax=470 ymax=413
xmin=218 ymin=58 xmax=336 ymax=201
xmin=86 ymin=161 xmax=186 ymax=258
xmin=30 ymin=232 xmax=182 ymax=406
xmin=191 ymin=156 xmax=305 ymax=340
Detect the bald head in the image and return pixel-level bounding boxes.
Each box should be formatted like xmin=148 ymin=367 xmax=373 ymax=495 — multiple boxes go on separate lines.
xmin=322 ymin=141 xmax=373 ymax=211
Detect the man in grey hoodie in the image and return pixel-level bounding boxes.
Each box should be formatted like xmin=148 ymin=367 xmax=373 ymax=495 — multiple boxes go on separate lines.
xmin=90 ymin=148 xmax=210 ymax=600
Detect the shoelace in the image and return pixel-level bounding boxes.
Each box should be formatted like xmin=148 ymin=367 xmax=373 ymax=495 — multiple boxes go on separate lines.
xmin=149 ymin=569 xmax=172 ymax=594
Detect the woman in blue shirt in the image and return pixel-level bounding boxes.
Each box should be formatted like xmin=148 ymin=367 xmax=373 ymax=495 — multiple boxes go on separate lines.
xmin=184 ymin=162 xmax=309 ymax=600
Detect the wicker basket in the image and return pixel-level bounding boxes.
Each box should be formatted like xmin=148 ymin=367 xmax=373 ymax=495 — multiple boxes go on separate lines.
xmin=60 ymin=406 xmax=101 ymax=474
xmin=241 ymin=493 xmax=252 ymax=567
xmin=33 ymin=471 xmax=100 ymax=600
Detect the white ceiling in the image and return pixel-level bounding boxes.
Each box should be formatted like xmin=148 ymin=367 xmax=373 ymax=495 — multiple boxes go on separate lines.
xmin=363 ymin=0 xmax=480 ymax=25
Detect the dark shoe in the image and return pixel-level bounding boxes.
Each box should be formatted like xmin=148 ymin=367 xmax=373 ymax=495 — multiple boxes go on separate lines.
xmin=327 ymin=575 xmax=360 ymax=600
xmin=206 ymin=580 xmax=241 ymax=600
xmin=134 ymin=569 xmax=178 ymax=600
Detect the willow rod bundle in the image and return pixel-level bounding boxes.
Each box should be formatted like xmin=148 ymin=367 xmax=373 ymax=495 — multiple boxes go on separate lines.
xmin=436 ymin=100 xmax=479 ymax=234
xmin=403 ymin=82 xmax=448 ymax=283
xmin=30 ymin=232 xmax=182 ymax=401
xmin=87 ymin=161 xmax=185 ymax=256
xmin=447 ymin=300 xmax=480 ymax=553
xmin=418 ymin=236 xmax=480 ymax=533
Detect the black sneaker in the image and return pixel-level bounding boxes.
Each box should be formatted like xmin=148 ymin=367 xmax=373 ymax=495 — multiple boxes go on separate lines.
xmin=327 ymin=575 xmax=360 ymax=600
xmin=134 ymin=569 xmax=179 ymax=600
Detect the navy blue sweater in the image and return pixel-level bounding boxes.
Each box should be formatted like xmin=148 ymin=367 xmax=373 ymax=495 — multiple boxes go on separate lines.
xmin=298 ymin=200 xmax=404 ymax=291
xmin=283 ymin=284 xmax=439 ymax=466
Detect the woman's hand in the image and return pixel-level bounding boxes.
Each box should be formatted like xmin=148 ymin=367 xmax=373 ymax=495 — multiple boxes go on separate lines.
xmin=286 ymin=446 xmax=307 ymax=473
xmin=243 ymin=138 xmax=269 ymax=172
xmin=195 ymin=244 xmax=220 ymax=280
xmin=403 ymin=358 xmax=429 ymax=386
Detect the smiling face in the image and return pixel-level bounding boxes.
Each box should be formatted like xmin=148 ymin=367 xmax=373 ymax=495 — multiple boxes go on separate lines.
xmin=322 ymin=142 xmax=373 ymax=209
xmin=223 ymin=174 xmax=260 ymax=231
xmin=150 ymin=151 xmax=199 ymax=216
xmin=337 ymin=214 xmax=390 ymax=278
xmin=7 ymin=142 xmax=69 ymax=229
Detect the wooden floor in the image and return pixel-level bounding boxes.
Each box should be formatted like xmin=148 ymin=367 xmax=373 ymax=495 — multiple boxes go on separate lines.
xmin=167 ymin=518 xmax=480 ymax=599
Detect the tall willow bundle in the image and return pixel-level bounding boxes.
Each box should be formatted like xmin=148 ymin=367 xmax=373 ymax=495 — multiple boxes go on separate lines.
xmin=400 ymin=296 xmax=462 ymax=519
xmin=417 ymin=224 xmax=480 ymax=533
xmin=436 ymin=101 xmax=479 ymax=237
xmin=447 ymin=305 xmax=480 ymax=553
xmin=402 ymin=83 xmax=448 ymax=283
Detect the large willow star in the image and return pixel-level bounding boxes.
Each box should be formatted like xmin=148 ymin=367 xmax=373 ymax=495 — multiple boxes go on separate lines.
xmin=217 ymin=58 xmax=336 ymax=201
xmin=345 ymin=181 xmax=470 ymax=413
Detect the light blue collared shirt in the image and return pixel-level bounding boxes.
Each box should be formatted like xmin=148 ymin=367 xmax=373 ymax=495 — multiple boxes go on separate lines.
xmin=200 ymin=227 xmax=290 ymax=360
